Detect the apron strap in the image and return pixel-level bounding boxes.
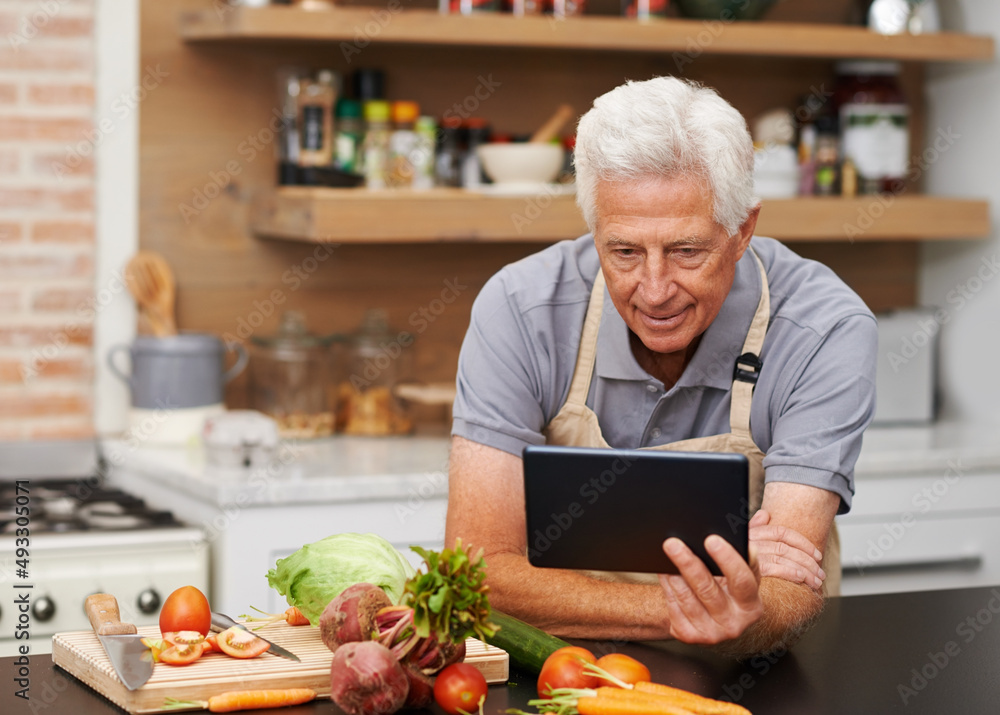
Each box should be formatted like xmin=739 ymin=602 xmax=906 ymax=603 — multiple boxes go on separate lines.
xmin=563 ymin=269 xmax=606 ymax=408
xmin=730 ymin=248 xmax=770 ymax=439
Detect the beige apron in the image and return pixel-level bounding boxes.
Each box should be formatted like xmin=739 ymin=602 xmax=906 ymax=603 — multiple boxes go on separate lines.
xmin=542 ymin=251 xmax=840 ymax=596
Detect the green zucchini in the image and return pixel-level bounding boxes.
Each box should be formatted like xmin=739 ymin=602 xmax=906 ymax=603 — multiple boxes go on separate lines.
xmin=485 ymin=610 xmax=570 ymax=674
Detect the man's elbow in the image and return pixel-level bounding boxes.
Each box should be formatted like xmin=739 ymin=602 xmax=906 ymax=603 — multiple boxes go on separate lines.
xmin=715 ymin=577 xmax=826 ymax=660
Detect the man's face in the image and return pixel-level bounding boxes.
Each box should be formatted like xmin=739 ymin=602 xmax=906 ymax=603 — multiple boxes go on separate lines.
xmin=593 ymin=175 xmax=757 ymax=358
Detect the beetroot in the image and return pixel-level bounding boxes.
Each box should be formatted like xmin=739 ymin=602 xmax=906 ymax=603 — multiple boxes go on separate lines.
xmin=330 ymin=640 xmax=409 ymax=715
xmin=402 ymin=663 xmax=435 ymax=709
xmin=320 ymin=582 xmax=392 ymax=652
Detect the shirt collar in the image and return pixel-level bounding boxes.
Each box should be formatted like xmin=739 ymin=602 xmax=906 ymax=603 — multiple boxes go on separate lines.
xmin=594 ymin=248 xmax=762 ymax=390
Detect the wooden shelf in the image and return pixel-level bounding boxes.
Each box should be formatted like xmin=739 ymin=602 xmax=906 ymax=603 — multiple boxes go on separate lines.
xmin=250 ymin=188 xmax=990 ymax=243
xmin=180 ymin=6 xmax=994 ymax=62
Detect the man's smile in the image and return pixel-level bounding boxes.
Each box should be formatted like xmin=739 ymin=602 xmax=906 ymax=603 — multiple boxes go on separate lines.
xmin=638 ymin=305 xmax=691 ymax=330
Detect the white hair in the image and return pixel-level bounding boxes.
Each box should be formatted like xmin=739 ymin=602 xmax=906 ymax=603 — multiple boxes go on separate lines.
xmin=573 ymin=76 xmax=758 ymax=236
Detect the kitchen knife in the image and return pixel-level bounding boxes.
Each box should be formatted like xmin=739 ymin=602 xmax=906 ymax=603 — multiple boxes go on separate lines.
xmin=211 ymin=612 xmax=301 ymax=662
xmin=84 ymin=593 xmax=154 ymax=691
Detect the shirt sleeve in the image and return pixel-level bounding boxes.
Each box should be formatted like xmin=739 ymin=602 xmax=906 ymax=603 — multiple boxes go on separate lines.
xmin=451 ymin=272 xmax=549 ymax=456
xmin=761 ymin=313 xmax=878 ymax=514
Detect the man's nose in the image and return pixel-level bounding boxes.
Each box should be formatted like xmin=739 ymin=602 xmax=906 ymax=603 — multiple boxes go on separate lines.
xmin=639 ymin=260 xmax=678 ymax=306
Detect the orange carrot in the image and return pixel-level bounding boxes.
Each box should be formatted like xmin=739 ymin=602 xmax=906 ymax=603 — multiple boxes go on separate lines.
xmin=575 ymin=687 xmax=699 ymax=715
xmin=633 ymin=682 xmax=751 ymax=715
xmin=205 ymin=688 xmax=317 ymax=712
xmin=240 ymin=605 xmax=311 ymax=628
xmin=283 ymin=607 xmax=310 ymax=626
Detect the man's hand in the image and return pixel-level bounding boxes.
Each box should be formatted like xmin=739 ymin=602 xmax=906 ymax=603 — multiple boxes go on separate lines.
xmin=658 ymin=535 xmax=763 ymax=645
xmin=749 ymin=509 xmax=826 ymax=594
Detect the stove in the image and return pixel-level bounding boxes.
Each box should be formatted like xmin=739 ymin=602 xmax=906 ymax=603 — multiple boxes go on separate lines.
xmin=0 ymin=440 xmax=209 ymax=658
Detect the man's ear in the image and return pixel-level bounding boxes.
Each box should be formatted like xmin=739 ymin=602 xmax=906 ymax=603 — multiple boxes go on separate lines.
xmin=734 ymin=204 xmax=760 ymax=258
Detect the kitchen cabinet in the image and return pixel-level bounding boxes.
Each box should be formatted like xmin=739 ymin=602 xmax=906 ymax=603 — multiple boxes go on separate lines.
xmin=140 ymin=0 xmax=993 ymax=411
xmin=838 ymin=421 xmax=1000 ymax=596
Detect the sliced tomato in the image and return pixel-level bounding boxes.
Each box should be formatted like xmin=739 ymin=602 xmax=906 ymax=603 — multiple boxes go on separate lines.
xmin=201 ymin=633 xmax=219 ymax=654
xmin=140 ymin=637 xmax=167 ymax=662
xmin=159 ymin=643 xmax=204 ymax=666
xmin=163 ymin=630 xmax=206 ymax=647
xmin=217 ymin=626 xmax=270 ymax=659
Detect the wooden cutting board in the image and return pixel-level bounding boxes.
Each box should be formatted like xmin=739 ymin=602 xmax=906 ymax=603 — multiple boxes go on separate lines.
xmin=52 ymin=621 xmax=508 ymax=714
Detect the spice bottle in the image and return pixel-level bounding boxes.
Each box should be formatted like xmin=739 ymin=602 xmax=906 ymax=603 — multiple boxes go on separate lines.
xmin=352 ymin=68 xmax=386 ymax=103
xmin=276 ymin=69 xmax=301 ymax=185
xmin=298 ymin=69 xmax=339 ymax=168
xmin=387 ymin=100 xmax=421 ymax=189
xmin=461 ymin=118 xmax=491 ymax=189
xmin=797 ymin=121 xmax=817 ymax=196
xmin=834 ymin=60 xmax=909 ymax=194
xmin=412 ymin=116 xmax=437 ymax=191
xmin=361 ymin=99 xmax=392 ymax=189
xmin=435 ymin=117 xmax=463 ymax=188
xmin=812 ymin=115 xmax=841 ymax=197
xmin=333 ymin=98 xmax=363 ymax=173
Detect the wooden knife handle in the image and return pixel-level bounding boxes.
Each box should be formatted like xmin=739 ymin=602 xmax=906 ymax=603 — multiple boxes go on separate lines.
xmin=86 ymin=593 xmax=138 ymax=636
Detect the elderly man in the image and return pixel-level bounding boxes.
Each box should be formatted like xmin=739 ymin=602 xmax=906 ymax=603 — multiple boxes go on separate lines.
xmin=445 ymin=76 xmax=877 ymax=657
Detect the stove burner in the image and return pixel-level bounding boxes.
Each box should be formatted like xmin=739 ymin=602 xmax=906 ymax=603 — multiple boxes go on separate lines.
xmin=0 ymin=477 xmax=185 ymax=535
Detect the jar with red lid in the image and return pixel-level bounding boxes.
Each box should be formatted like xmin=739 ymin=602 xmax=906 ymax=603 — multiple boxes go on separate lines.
xmin=833 ymin=60 xmax=910 ymax=194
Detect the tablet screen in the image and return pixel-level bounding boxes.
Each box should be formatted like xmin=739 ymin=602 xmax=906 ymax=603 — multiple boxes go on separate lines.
xmin=523 ymin=445 xmax=749 ymax=576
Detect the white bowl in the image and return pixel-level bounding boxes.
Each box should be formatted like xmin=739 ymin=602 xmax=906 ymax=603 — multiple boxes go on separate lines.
xmin=476 ymin=142 xmax=565 ymax=185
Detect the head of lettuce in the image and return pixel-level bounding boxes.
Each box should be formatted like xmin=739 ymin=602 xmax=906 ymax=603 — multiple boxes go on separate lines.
xmin=267 ymin=532 xmax=415 ymax=625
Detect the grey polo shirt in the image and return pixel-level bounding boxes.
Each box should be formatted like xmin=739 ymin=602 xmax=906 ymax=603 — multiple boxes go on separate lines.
xmin=452 ymin=235 xmax=877 ymax=513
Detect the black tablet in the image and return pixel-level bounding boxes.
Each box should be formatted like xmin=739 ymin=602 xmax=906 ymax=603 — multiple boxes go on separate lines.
xmin=522 ymin=444 xmax=749 ymax=576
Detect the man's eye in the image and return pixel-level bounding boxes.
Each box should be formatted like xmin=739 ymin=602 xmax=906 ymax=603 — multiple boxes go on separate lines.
xmin=615 ymin=248 xmax=635 ymax=257
xmin=675 ymin=247 xmax=699 ymax=258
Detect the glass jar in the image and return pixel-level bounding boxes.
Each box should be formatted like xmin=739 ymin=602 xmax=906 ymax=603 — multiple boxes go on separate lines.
xmin=834 ymin=60 xmax=909 ymax=194
xmin=335 ymin=309 xmax=414 ymax=436
xmin=249 ymin=311 xmax=335 ymax=439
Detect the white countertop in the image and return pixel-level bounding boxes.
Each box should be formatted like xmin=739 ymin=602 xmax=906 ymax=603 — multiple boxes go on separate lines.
xmin=105 ymin=419 xmax=1000 ymax=508
xmin=857 ymin=419 xmax=1000 ymax=478
xmin=105 ymin=434 xmax=452 ymax=507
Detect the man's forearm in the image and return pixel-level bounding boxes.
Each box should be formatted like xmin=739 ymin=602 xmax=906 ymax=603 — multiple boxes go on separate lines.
xmin=711 ymin=577 xmax=825 ymax=660
xmin=483 ymin=551 xmax=675 ymax=641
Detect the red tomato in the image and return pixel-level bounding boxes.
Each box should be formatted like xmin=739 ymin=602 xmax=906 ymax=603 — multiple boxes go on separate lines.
xmin=434 ymin=663 xmax=488 ymax=715
xmin=158 ymin=643 xmax=203 ymax=666
xmin=537 ymin=646 xmax=600 ymax=698
xmin=216 ymin=626 xmax=270 ymax=659
xmin=162 ymin=630 xmax=206 ymax=647
xmin=159 ymin=586 xmax=211 ymax=637
xmin=201 ymin=633 xmax=219 ymax=654
xmin=594 ymin=653 xmax=651 ymax=687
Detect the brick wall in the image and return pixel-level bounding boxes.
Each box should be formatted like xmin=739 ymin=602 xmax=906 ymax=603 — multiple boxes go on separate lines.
xmin=0 ymin=0 xmax=96 ymax=440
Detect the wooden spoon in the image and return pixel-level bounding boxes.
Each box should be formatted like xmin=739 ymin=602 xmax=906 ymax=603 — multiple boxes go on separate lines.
xmin=125 ymin=251 xmax=177 ymax=336
xmin=530 ymin=103 xmax=575 ymax=144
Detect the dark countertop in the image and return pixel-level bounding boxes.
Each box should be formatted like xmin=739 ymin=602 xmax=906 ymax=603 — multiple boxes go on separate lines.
xmin=5 ymin=585 xmax=1000 ymax=715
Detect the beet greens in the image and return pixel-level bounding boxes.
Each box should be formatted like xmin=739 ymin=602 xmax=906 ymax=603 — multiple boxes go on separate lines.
xmin=375 ymin=540 xmax=497 ymax=674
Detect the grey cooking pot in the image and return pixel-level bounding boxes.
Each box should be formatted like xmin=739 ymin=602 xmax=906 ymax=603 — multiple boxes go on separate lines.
xmin=108 ymin=333 xmax=248 ymax=410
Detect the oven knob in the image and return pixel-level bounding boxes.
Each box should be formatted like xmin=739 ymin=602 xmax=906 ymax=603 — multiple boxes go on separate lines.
xmin=137 ymin=588 xmax=161 ymax=615
xmin=33 ymin=596 xmax=56 ymax=622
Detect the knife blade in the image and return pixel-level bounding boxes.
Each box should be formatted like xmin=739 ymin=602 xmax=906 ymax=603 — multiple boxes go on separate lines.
xmin=85 ymin=593 xmax=154 ymax=691
xmin=211 ymin=612 xmax=301 ymax=662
